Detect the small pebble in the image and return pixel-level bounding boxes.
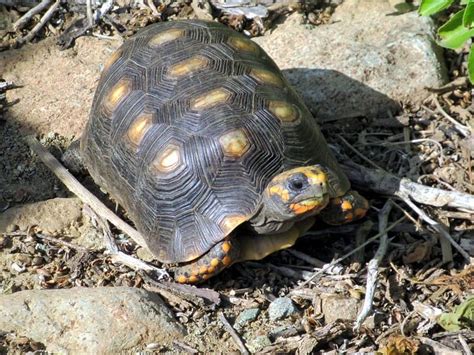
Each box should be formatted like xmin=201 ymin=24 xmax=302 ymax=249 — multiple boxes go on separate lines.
xmin=247 ymin=335 xmax=271 ymax=353
xmin=235 ymin=308 xmax=260 ymax=330
xmin=268 ymin=297 xmax=298 ymax=321
xmin=31 ymin=256 xmax=44 ymax=266
xmin=15 ymin=254 xmax=32 ymax=267
xmin=0 ymin=235 xmax=11 ymax=249
xmin=11 ymin=262 xmax=26 ymax=273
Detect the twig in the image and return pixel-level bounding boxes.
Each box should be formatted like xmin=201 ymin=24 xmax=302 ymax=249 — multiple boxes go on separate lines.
xmin=297 ymin=215 xmax=406 ymax=289
xmin=172 ymin=341 xmax=199 ymax=354
xmin=338 ymin=135 xmax=385 ymax=171
xmin=458 ymin=334 xmax=472 ymax=355
xmin=400 ymin=194 xmax=471 ymax=263
xmin=354 ymin=220 xmax=374 ymax=264
xmin=342 ymin=162 xmax=474 ymax=211
xmin=354 ymin=200 xmax=392 ymax=330
xmin=25 ymin=136 xmax=148 ymax=249
xmin=85 ymin=204 xmax=169 ymax=279
xmin=142 ymin=273 xmax=221 ymax=307
xmin=218 ymin=312 xmax=250 ymax=355
xmin=417 ymin=337 xmax=463 ymax=355
xmin=147 ymin=0 xmax=160 ymax=16
xmin=17 ymin=0 xmax=61 ymax=44
xmin=13 ymin=0 xmax=52 ymax=30
xmin=286 ymin=249 xmax=325 ymax=268
xmin=433 ymin=96 xmax=471 ymax=137
xmin=86 ymin=0 xmax=94 ymax=27
xmin=35 ymin=232 xmax=89 ymax=251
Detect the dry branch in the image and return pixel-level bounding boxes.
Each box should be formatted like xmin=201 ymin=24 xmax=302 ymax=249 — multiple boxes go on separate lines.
xmin=25 ymin=136 xmax=148 ymax=249
xmin=17 ymin=0 xmax=61 ymax=44
xmin=354 ymin=200 xmax=392 ymax=330
xmin=13 ymin=0 xmax=52 ymax=30
xmin=218 ymin=312 xmax=250 ymax=355
xmin=342 ymin=162 xmax=474 ymax=211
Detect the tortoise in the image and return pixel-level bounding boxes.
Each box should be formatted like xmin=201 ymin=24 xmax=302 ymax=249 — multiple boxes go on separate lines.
xmin=76 ymin=19 xmax=369 ymax=283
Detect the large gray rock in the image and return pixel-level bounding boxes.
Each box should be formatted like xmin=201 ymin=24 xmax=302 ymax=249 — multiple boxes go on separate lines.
xmin=253 ymin=0 xmax=447 ymax=121
xmin=0 ymin=287 xmax=185 ymax=352
xmin=0 ymin=197 xmax=83 ymax=234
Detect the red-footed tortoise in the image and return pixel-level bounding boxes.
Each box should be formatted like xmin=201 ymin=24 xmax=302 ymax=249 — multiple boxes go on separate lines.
xmin=76 ymin=20 xmax=368 ymax=283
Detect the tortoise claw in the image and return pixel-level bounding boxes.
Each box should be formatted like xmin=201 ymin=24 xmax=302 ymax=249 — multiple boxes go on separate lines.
xmin=319 ymin=190 xmax=368 ymax=225
xmin=173 ymin=238 xmax=239 ymax=284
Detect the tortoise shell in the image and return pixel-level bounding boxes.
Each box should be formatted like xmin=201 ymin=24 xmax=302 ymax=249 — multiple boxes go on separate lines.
xmin=81 ymin=20 xmax=349 ymax=264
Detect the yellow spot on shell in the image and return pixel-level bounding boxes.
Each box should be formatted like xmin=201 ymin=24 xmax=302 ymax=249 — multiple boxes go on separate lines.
xmin=191 ymin=88 xmax=231 ymax=110
xmin=103 ymin=48 xmax=122 ymax=72
xmin=228 ymin=36 xmax=259 ymax=53
xmin=104 ymin=79 xmax=132 ymax=113
xmin=188 ymin=275 xmax=198 ymax=283
xmin=250 ymin=68 xmax=284 ymax=87
xmin=152 ymin=144 xmax=181 ymax=173
xmin=219 ymin=129 xmax=250 ymax=158
xmin=168 ymin=56 xmax=209 ymax=77
xmin=220 ymin=215 xmax=247 ymax=234
xmin=149 ymin=28 xmax=184 ymax=47
xmin=268 ymin=100 xmax=300 ymax=122
xmin=127 ymin=113 xmax=153 ymax=147
xmin=199 ymin=265 xmax=208 ymax=274
xmin=207 ymin=266 xmax=216 ymax=274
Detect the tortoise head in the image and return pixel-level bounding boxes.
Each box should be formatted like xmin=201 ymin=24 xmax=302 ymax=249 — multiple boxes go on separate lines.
xmin=250 ymin=165 xmax=337 ymax=234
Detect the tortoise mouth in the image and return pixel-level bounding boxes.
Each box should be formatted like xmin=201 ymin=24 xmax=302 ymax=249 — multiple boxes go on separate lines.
xmin=289 ymin=195 xmax=329 ymax=216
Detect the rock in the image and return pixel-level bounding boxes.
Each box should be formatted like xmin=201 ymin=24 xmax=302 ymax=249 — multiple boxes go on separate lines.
xmin=235 ymin=308 xmax=260 ymax=330
xmin=0 ymin=287 xmax=185 ymax=352
xmin=247 ymin=335 xmax=272 ymax=353
xmin=0 ymin=198 xmax=83 ymax=234
xmin=321 ymin=295 xmax=361 ymax=324
xmin=268 ymin=297 xmax=298 ymax=321
xmin=253 ymin=0 xmax=447 ymax=121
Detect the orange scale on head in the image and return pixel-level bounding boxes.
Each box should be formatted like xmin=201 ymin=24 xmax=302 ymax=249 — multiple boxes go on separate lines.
xmin=341 ymin=200 xmax=353 ymax=212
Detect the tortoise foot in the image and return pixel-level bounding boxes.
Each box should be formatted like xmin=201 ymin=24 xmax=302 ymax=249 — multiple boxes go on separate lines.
xmin=319 ymin=190 xmax=368 ymax=225
xmin=173 ymin=238 xmax=239 ymax=284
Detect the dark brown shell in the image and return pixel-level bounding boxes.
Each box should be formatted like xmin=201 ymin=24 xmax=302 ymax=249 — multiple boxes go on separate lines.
xmin=81 ymin=20 xmax=349 ymax=263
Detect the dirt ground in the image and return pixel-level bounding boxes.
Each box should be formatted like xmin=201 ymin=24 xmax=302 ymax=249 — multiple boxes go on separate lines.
xmin=1 ymin=10 xmax=473 ymax=355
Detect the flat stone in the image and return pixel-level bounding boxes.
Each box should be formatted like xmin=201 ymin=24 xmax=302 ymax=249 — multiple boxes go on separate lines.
xmin=235 ymin=308 xmax=260 ymax=330
xmin=268 ymin=297 xmax=298 ymax=321
xmin=0 ymin=197 xmax=83 ymax=234
xmin=247 ymin=335 xmax=272 ymax=353
xmin=0 ymin=287 xmax=185 ymax=352
xmin=253 ymin=0 xmax=447 ymax=121
xmin=321 ymin=295 xmax=361 ymax=324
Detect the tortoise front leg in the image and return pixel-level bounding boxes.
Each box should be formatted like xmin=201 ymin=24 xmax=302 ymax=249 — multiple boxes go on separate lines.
xmin=173 ymin=238 xmax=240 ymax=284
xmin=173 ymin=217 xmax=316 ymax=284
xmin=319 ymin=190 xmax=369 ymax=225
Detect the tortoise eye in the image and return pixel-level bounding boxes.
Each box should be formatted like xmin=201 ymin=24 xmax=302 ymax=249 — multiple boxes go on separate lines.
xmin=288 ymin=174 xmax=307 ymax=191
